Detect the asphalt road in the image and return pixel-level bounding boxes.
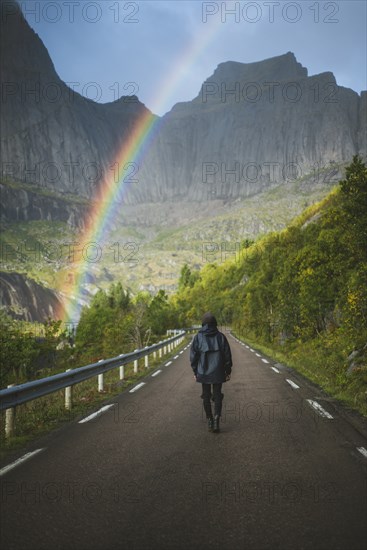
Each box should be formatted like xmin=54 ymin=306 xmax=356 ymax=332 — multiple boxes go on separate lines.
xmin=1 ymin=332 xmax=366 ymax=550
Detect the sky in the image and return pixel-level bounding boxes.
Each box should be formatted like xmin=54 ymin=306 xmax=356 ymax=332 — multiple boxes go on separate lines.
xmin=16 ymin=0 xmax=367 ymax=116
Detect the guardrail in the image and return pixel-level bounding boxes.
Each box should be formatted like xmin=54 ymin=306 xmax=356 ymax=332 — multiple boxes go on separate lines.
xmin=0 ymin=330 xmax=186 ymax=437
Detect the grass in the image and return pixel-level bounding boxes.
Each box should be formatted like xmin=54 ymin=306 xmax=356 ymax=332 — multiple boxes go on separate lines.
xmin=0 ymin=335 xmax=190 ymax=461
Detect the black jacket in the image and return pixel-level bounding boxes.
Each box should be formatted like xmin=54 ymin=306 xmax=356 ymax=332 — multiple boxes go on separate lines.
xmin=190 ymin=324 xmax=232 ymax=384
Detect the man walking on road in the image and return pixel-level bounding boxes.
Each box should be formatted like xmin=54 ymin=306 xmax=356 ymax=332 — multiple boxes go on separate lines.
xmin=190 ymin=312 xmax=233 ymax=433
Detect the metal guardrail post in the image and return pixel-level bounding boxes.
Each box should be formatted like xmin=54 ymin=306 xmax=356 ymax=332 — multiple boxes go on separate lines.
xmin=5 ymin=384 xmax=15 ymax=438
xmin=134 ymin=349 xmax=138 ymax=373
xmin=65 ymin=370 xmax=72 ymax=410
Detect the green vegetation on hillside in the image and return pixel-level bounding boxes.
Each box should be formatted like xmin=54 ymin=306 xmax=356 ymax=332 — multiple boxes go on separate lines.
xmin=170 ymin=156 xmax=367 ymax=414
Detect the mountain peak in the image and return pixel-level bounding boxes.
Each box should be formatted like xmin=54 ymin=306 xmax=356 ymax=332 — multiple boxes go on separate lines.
xmin=211 ymin=52 xmax=308 ymax=84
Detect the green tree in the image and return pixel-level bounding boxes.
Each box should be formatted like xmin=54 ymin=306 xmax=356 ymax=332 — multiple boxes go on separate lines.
xmin=339 ymin=155 xmax=367 ymax=261
xmin=0 ymin=311 xmax=39 ymax=386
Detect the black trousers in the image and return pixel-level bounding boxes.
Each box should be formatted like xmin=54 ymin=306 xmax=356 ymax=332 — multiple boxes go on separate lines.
xmin=201 ymin=383 xmax=224 ymax=418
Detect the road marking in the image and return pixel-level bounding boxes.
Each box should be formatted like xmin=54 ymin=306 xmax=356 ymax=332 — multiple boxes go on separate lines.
xmin=286 ymin=379 xmax=300 ymax=389
xmin=357 ymin=447 xmax=367 ymax=459
xmin=271 ymin=367 xmax=280 ymax=373
xmin=79 ymin=404 xmax=115 ymax=423
xmin=261 ymin=358 xmax=269 ymax=364
xmin=174 ymin=355 xmax=179 ymax=359
xmin=151 ymin=370 xmax=162 ymax=377
xmin=179 ymin=351 xmax=184 ymax=354
xmin=245 ymin=345 xmax=249 ymax=349
xmin=306 ymin=399 xmax=333 ymax=419
xmin=165 ymin=361 xmax=172 ymax=366
xmin=249 ymin=348 xmax=255 ymax=352
xmin=255 ymin=353 xmax=261 ymax=357
xmin=129 ymin=382 xmax=146 ymax=394
xmin=0 ymin=449 xmax=45 ymax=477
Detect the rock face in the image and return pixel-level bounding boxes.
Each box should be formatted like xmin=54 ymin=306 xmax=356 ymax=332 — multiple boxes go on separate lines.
xmin=129 ymin=53 xmax=365 ymax=203
xmin=0 ymin=0 xmax=151 ymax=222
xmin=1 ymin=1 xmax=365 ymax=216
xmin=0 ymin=272 xmax=63 ymax=322
xmin=1 ymin=0 xmax=366 ymax=323
xmin=0 ymin=183 xmax=87 ymax=227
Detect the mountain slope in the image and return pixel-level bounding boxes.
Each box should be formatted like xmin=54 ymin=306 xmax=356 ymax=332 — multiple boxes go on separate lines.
xmin=0 ymin=0 xmax=152 ymax=225
xmin=128 ymin=52 xmax=366 ymax=203
xmin=1 ymin=0 xmax=366 ymax=321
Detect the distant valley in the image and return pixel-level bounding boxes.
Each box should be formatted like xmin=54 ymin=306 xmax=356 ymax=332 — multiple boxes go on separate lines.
xmin=1 ymin=0 xmax=366 ymax=321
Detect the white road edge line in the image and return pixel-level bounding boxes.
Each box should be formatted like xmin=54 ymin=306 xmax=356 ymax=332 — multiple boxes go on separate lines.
xmin=261 ymin=358 xmax=269 ymax=364
xmin=129 ymin=382 xmax=146 ymax=394
xmin=306 ymin=399 xmax=333 ymax=419
xmin=255 ymin=353 xmax=261 ymax=357
xmin=271 ymin=366 xmax=280 ymax=373
xmin=286 ymin=379 xmax=300 ymax=389
xmin=79 ymin=404 xmax=115 ymax=423
xmin=357 ymin=446 xmax=367 ymax=459
xmin=174 ymin=355 xmax=179 ymax=359
xmin=0 ymin=448 xmax=45 ymax=477
xmin=151 ymin=370 xmax=162 ymax=377
xmin=165 ymin=361 xmax=172 ymax=366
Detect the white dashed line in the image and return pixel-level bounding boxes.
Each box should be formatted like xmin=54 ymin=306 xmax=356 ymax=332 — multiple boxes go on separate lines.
xmin=270 ymin=367 xmax=280 ymax=373
xmin=357 ymin=447 xmax=367 ymax=459
xmin=174 ymin=355 xmax=179 ymax=359
xmin=286 ymin=379 xmax=300 ymax=389
xmin=0 ymin=449 xmax=45 ymax=477
xmin=151 ymin=370 xmax=162 ymax=377
xmin=179 ymin=351 xmax=184 ymax=354
xmin=79 ymin=404 xmax=115 ymax=423
xmin=165 ymin=361 xmax=172 ymax=366
xmin=129 ymin=382 xmax=146 ymax=394
xmin=245 ymin=345 xmax=249 ymax=349
xmin=255 ymin=353 xmax=261 ymax=357
xmin=261 ymin=358 xmax=269 ymax=364
xmin=249 ymin=348 xmax=255 ymax=352
xmin=306 ymin=399 xmax=333 ymax=419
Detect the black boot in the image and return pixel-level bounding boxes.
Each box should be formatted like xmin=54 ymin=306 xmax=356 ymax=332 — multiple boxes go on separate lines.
xmin=207 ymin=416 xmax=214 ymax=432
xmin=213 ymin=415 xmax=220 ymax=433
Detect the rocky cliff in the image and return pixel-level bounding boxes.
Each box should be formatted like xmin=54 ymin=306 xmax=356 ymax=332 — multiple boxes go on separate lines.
xmin=0 ymin=272 xmax=63 ymax=322
xmin=1 ymin=1 xmax=365 ymax=218
xmin=0 ymin=0 xmax=152 ymax=225
xmin=128 ymin=53 xmax=365 ymax=203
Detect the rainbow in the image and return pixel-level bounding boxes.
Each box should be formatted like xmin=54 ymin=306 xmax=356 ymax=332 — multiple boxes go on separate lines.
xmin=57 ymin=7 xmax=225 ymax=325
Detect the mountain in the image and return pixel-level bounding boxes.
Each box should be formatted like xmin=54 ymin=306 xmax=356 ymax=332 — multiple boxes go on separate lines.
xmin=1 ymin=0 xmax=366 ymax=321
xmin=128 ymin=52 xmax=365 ymax=204
xmin=0 ymin=0 xmax=152 ymax=226
xmin=1 ymin=1 xmax=366 ymax=220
